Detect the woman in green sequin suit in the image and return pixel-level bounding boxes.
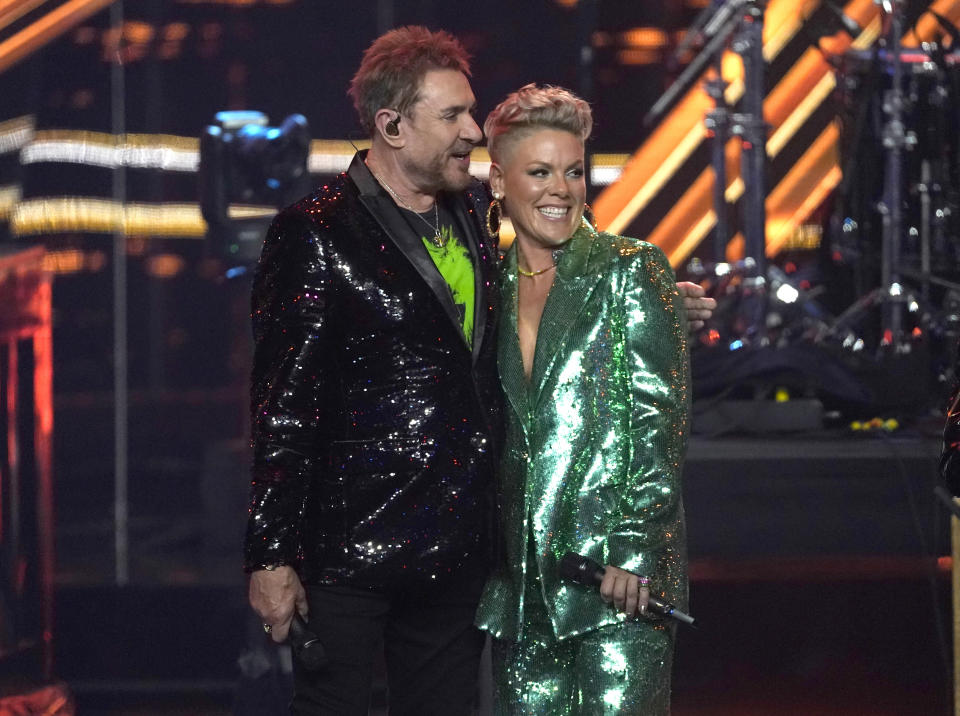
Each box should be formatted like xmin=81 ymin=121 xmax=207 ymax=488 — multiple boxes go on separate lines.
xmin=475 ymin=84 xmax=690 ymax=715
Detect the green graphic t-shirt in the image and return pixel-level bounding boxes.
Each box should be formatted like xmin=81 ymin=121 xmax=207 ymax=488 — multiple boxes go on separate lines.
xmin=406 ymin=202 xmax=476 ymax=346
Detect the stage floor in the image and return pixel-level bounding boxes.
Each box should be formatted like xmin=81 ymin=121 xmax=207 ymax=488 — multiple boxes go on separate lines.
xmin=50 ymin=431 xmax=951 ymax=715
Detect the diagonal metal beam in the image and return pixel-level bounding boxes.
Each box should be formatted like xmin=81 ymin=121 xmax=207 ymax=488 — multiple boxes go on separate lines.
xmin=0 ymin=0 xmax=114 ymax=75
xmin=0 ymin=0 xmax=51 ymax=33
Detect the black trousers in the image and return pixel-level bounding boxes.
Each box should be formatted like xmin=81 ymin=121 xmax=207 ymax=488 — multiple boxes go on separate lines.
xmin=291 ymin=574 xmax=486 ymax=716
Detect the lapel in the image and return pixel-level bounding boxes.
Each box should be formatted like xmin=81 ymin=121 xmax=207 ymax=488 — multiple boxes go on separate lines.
xmin=349 ymin=152 xmax=464 ymax=340
xmin=497 ymin=245 xmax=529 ymax=433
xmin=530 ymin=224 xmax=605 ymax=406
xmin=450 ymin=186 xmax=490 ymax=365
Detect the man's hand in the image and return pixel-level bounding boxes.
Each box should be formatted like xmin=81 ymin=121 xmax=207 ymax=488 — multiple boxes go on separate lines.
xmin=599 ymin=565 xmax=650 ymax=617
xmin=249 ymin=565 xmax=307 ymax=643
xmin=676 ymin=281 xmax=717 ymax=333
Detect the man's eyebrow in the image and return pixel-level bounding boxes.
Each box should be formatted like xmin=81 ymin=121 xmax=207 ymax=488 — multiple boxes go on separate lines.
xmin=439 ymin=102 xmax=476 ymax=115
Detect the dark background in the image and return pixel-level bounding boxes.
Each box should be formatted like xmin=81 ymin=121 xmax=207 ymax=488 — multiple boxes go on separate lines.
xmin=0 ymin=1 xmax=953 ymax=713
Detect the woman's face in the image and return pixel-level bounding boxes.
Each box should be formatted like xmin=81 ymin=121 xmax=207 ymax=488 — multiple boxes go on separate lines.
xmin=490 ymin=128 xmax=586 ymax=251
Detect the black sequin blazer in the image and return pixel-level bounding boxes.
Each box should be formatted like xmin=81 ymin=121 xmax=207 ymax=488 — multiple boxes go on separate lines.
xmin=243 ymin=152 xmax=502 ymax=591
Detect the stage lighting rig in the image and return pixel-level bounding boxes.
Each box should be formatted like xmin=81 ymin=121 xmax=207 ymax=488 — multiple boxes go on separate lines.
xmin=200 ymin=111 xmax=311 ymax=266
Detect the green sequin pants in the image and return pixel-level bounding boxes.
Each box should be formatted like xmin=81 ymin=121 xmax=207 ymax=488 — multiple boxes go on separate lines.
xmin=491 ymin=578 xmax=675 ymax=715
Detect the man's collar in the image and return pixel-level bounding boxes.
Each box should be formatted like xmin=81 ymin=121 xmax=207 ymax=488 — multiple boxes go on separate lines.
xmin=347 ymin=149 xmax=386 ymax=196
xmin=348 ymin=149 xmax=383 ymax=197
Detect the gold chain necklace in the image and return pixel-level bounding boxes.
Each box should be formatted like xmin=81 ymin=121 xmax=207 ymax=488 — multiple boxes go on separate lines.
xmin=517 ymin=245 xmax=557 ymax=278
xmin=369 ymin=168 xmax=444 ymax=248
xmin=517 ymin=263 xmax=556 ymax=277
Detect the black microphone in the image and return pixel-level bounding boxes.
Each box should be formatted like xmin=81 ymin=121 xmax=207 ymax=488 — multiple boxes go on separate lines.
xmin=823 ymin=1 xmax=863 ymax=37
xmin=671 ymin=0 xmax=724 ymax=63
xmin=558 ymin=553 xmax=696 ymax=627
xmin=289 ymin=613 xmax=327 ymax=670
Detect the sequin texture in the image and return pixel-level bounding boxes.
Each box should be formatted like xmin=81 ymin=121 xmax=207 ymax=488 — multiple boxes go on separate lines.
xmin=244 ymin=152 xmax=502 ymax=592
xmin=476 ymin=222 xmax=689 ymax=713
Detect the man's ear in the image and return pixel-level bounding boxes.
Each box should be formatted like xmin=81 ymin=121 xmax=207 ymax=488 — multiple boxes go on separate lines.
xmin=374 ymin=109 xmax=403 ymax=146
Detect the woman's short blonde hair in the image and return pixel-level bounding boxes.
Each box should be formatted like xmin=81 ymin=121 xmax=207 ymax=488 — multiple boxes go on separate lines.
xmin=484 ymin=84 xmax=593 ymax=163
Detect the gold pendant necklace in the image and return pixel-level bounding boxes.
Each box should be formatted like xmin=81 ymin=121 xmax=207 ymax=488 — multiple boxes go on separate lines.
xmin=369 ymin=168 xmax=444 ymax=248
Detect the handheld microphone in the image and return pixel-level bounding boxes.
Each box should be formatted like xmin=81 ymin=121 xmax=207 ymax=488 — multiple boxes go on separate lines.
xmin=289 ymin=613 xmax=327 ymax=670
xmin=558 ymin=553 xmax=696 ymax=627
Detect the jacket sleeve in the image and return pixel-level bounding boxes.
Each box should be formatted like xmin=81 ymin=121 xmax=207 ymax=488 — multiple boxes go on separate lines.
xmin=604 ymin=242 xmax=690 ymax=577
xmin=243 ymin=209 xmax=332 ymax=572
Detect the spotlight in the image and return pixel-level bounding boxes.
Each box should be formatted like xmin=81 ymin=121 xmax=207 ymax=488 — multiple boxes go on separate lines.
xmin=200 ymin=111 xmax=311 ymax=265
xmin=775 ymin=283 xmax=800 ymax=305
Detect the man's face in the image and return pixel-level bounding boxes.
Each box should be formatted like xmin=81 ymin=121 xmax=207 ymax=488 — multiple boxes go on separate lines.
xmin=399 ymin=69 xmax=482 ymax=193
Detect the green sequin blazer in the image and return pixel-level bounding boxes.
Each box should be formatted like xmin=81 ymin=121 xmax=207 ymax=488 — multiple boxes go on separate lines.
xmin=476 ymin=224 xmax=690 ymax=642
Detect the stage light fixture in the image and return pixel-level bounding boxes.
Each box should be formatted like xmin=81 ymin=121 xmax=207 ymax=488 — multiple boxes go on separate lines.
xmin=200 ymin=110 xmax=311 ymax=265
xmin=775 ymin=283 xmax=800 ymax=304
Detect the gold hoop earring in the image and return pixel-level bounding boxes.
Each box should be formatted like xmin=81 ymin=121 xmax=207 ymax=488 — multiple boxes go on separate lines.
xmin=486 ymin=195 xmax=502 ymax=238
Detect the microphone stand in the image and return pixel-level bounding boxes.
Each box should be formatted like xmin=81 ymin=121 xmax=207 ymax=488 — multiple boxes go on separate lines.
xmin=732 ymin=0 xmax=768 ymax=282
xmin=643 ymin=0 xmax=748 ymax=129
xmin=878 ymin=0 xmax=908 ymax=349
xmin=675 ymin=0 xmax=765 ymax=270
xmin=705 ymin=53 xmax=732 ymax=262
xmin=699 ymin=1 xmax=769 ymax=340
xmin=662 ymin=2 xmax=774 ymax=348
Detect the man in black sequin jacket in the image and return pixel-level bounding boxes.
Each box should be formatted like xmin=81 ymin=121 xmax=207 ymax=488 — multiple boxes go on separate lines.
xmin=243 ymin=27 xmax=502 ymax=715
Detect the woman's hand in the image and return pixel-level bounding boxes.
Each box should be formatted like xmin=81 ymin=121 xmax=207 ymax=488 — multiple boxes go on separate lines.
xmin=599 ymin=565 xmax=650 ymax=617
